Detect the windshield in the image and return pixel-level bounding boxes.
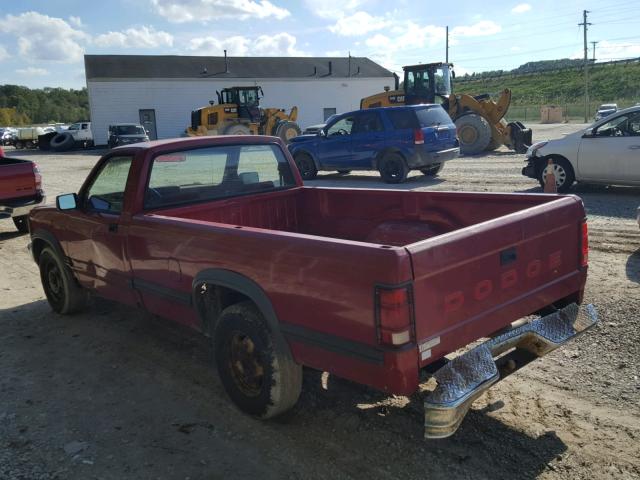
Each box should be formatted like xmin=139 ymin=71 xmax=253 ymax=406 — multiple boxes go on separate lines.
xmin=405 ymin=65 xmax=452 ymax=100
xmin=114 ymin=125 xmax=145 ymax=135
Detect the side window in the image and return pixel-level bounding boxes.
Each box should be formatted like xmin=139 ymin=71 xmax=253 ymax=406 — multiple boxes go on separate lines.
xmin=326 ymin=116 xmax=354 ymax=136
xmin=596 ymin=114 xmax=630 ymax=137
xmin=85 ymin=156 xmax=133 ymax=214
xmin=627 ymin=112 xmax=640 ymax=136
xmin=81 ymin=123 xmax=88 ymax=129
xmin=386 ymin=110 xmax=419 ymax=130
xmin=353 ymin=112 xmax=383 ymax=134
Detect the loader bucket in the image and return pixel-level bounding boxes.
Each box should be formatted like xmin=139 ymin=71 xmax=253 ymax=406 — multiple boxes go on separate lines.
xmin=508 ymin=121 xmax=532 ymax=154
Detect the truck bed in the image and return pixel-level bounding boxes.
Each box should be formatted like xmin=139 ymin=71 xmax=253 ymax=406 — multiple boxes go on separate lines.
xmin=151 ymin=187 xmax=564 ymax=246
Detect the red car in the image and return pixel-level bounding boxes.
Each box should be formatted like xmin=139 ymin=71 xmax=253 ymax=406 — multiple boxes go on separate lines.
xmin=28 ymin=136 xmax=597 ymax=438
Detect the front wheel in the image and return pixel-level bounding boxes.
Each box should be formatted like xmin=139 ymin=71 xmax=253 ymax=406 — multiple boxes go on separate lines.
xmin=38 ymin=247 xmax=88 ymax=314
xmin=214 ymin=301 xmax=302 ymax=419
xmin=379 ymin=153 xmax=409 ymax=183
xmin=294 ymin=152 xmax=317 ymax=180
xmin=537 ymin=157 xmax=575 ymax=193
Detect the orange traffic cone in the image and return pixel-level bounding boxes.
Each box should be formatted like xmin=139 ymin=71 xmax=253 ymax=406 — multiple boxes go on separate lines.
xmin=543 ymin=158 xmax=557 ymax=193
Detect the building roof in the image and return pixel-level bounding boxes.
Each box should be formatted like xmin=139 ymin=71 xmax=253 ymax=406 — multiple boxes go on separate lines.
xmin=84 ymin=55 xmax=394 ymax=80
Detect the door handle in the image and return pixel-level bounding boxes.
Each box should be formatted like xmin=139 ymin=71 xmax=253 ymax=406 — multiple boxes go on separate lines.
xmin=629 ymin=145 xmax=640 ymax=150
xmin=108 ymin=223 xmax=118 ymax=233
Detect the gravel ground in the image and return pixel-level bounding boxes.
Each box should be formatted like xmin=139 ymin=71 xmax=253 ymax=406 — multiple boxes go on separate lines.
xmin=1 ymin=123 xmax=639 ymax=479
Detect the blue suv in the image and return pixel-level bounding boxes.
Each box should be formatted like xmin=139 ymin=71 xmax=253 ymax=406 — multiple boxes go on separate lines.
xmin=288 ymin=105 xmax=459 ymax=183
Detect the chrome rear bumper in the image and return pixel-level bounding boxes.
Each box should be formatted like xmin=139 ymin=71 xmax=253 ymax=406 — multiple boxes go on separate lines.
xmin=424 ymin=303 xmax=598 ymax=439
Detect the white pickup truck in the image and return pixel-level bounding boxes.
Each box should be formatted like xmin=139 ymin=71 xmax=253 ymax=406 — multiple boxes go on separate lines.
xmin=49 ymin=122 xmax=94 ymax=151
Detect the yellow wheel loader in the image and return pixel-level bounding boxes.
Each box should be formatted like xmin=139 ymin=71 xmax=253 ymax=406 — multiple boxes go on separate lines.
xmin=187 ymin=86 xmax=301 ymax=143
xmin=361 ymin=63 xmax=532 ymax=155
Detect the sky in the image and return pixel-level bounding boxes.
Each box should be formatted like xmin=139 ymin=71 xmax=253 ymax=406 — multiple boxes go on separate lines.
xmin=0 ymin=0 xmax=639 ymax=89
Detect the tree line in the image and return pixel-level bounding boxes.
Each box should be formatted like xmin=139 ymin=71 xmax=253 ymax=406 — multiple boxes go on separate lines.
xmin=0 ymin=85 xmax=89 ymax=126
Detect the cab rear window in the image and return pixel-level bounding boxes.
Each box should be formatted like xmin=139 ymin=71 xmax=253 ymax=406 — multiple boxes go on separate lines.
xmin=415 ymin=106 xmax=453 ymax=127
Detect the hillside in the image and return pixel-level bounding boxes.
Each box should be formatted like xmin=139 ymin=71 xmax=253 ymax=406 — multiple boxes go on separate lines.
xmin=0 ymin=85 xmax=89 ymax=126
xmin=454 ymin=60 xmax=640 ymax=107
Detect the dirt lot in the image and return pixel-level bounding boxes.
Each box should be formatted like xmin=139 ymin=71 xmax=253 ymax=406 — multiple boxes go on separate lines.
xmin=1 ymin=123 xmax=639 ymax=480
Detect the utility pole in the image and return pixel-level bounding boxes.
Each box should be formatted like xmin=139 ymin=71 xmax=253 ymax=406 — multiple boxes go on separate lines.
xmin=446 ymin=26 xmax=449 ymax=63
xmin=591 ymin=41 xmax=598 ymax=61
xmin=579 ymin=10 xmax=591 ymax=122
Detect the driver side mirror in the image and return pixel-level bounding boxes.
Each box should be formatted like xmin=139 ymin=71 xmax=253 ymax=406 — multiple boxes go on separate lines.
xmin=319 ymin=129 xmax=327 ymax=137
xmin=56 ymin=193 xmax=78 ymax=210
xmin=582 ymin=128 xmax=596 ymax=138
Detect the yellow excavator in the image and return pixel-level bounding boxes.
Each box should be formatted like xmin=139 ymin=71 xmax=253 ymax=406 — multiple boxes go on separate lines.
xmin=361 ymin=63 xmax=532 ymax=155
xmin=187 ymin=86 xmax=301 ymax=143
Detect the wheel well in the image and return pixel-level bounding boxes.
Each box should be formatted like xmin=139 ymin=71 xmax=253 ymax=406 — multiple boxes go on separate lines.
xmin=194 ymin=282 xmax=254 ymax=337
xmin=374 ymin=148 xmax=405 ymax=169
xmin=31 ymin=238 xmax=47 ymax=262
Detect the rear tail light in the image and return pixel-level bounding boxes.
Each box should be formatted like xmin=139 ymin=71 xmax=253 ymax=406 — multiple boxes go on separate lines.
xmin=414 ymin=128 xmax=424 ymax=145
xmin=375 ymin=285 xmax=414 ymax=346
xmin=580 ymin=220 xmax=589 ymax=267
xmin=33 ymin=162 xmax=42 ymax=192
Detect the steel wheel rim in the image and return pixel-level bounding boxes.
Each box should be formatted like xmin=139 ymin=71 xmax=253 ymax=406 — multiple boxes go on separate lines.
xmin=45 ymin=260 xmax=63 ymax=304
xmin=459 ymin=125 xmax=478 ymax=145
xmin=227 ymin=331 xmax=264 ymax=397
xmin=544 ymin=164 xmax=567 ymax=187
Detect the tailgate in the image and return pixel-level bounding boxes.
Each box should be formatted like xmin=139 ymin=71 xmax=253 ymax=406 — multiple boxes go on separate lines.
xmin=407 ymin=196 xmax=586 ymax=366
xmin=0 ymin=159 xmax=36 ymax=201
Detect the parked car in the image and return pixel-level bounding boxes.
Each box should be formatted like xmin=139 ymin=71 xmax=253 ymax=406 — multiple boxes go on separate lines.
xmin=108 ymin=123 xmax=150 ymax=148
xmin=288 ymin=105 xmax=459 ymax=183
xmin=523 ymin=105 xmax=640 ymax=192
xmin=302 ymin=114 xmax=337 ymax=135
xmin=594 ymin=103 xmax=618 ymax=121
xmin=1 ymin=155 xmax=45 ymax=232
xmin=28 ymin=135 xmax=596 ymax=438
xmin=1 ymin=127 xmax=17 ymax=146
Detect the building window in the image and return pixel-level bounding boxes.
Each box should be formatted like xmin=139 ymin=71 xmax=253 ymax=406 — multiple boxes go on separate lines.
xmin=323 ymin=108 xmax=336 ymax=121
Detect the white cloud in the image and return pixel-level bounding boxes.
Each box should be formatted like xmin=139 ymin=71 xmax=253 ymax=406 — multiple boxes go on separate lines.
xmin=151 ymin=0 xmax=290 ymax=22
xmin=305 ymin=0 xmax=366 ymax=19
xmin=189 ymin=35 xmax=251 ymax=56
xmin=68 ymin=15 xmax=83 ymax=27
xmin=16 ymin=67 xmax=49 ymax=76
xmin=595 ymin=41 xmax=640 ymax=61
xmin=511 ymin=3 xmax=531 ymax=14
xmin=328 ymin=11 xmax=391 ymax=37
xmin=0 ymin=45 xmax=9 ymax=61
xmin=254 ymin=32 xmax=305 ymax=56
xmin=450 ymin=20 xmax=501 ymax=39
xmin=188 ymin=32 xmax=305 ymax=56
xmin=0 ymin=11 xmax=89 ymax=63
xmin=94 ymin=26 xmax=174 ymax=48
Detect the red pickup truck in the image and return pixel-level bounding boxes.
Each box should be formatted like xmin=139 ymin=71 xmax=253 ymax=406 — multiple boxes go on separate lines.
xmin=1 ymin=151 xmax=45 ymax=232
xmin=28 ymin=136 xmax=597 ymax=438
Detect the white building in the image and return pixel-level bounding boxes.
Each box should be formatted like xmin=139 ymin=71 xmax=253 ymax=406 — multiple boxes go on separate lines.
xmin=85 ymin=55 xmax=396 ymax=145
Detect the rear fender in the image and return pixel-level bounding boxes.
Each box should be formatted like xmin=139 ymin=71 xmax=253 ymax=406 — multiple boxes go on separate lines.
xmin=372 ymin=147 xmax=408 ymax=170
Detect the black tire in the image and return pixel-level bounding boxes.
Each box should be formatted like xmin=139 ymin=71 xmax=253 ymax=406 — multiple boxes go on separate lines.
xmin=454 ymin=113 xmax=492 ymax=155
xmin=12 ymin=215 xmax=29 ymax=233
xmin=420 ymin=164 xmax=443 ymax=177
xmin=537 ymin=157 xmax=575 ymax=193
xmin=379 ymin=152 xmax=409 ymax=183
xmin=214 ymin=301 xmax=302 ymax=419
xmin=294 ymin=152 xmax=317 ymax=180
xmin=50 ymin=133 xmax=75 ymax=152
xmin=275 ymin=121 xmax=301 ymax=144
xmin=337 ymin=170 xmax=351 ymax=175
xmin=224 ymin=124 xmax=252 ymax=136
xmin=38 ymin=247 xmax=88 ymax=314
xmin=14 ymin=141 xmax=24 ymax=149
xmin=26 ymin=140 xmax=35 ymax=149
xmin=485 ymin=136 xmax=500 ymax=151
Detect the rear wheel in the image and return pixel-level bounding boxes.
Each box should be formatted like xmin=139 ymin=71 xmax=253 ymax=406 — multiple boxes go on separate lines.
xmin=50 ymin=133 xmax=75 ymax=152
xmin=12 ymin=215 xmax=29 ymax=233
xmin=38 ymin=247 xmax=87 ymax=314
xmin=224 ymin=124 xmax=252 ymax=136
xmin=454 ymin=113 xmax=492 ymax=155
xmin=294 ymin=152 xmax=317 ymax=180
xmin=26 ymin=140 xmax=35 ymax=149
xmin=14 ymin=141 xmax=24 ymax=149
xmin=214 ymin=301 xmax=302 ymax=419
xmin=379 ymin=153 xmax=409 ymax=183
xmin=537 ymin=157 xmax=575 ymax=193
